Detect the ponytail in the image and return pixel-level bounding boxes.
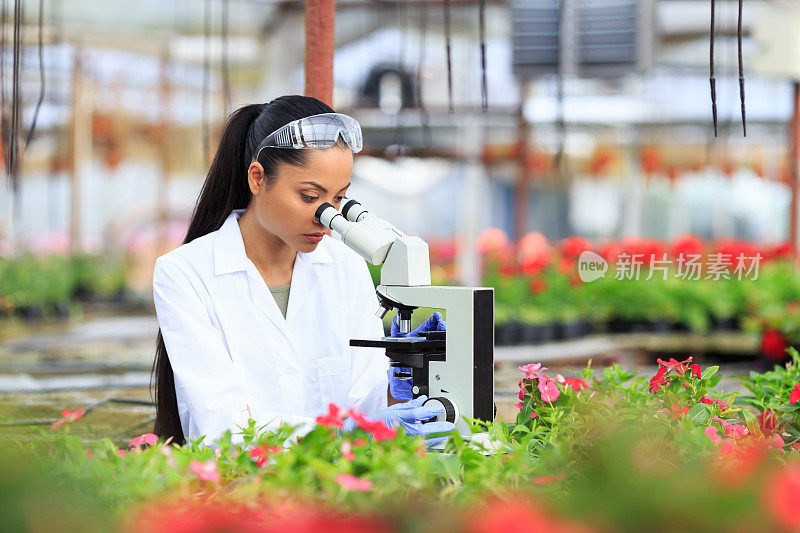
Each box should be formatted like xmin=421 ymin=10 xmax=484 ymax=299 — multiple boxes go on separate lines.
xmin=151 ymin=96 xmax=336 ymax=444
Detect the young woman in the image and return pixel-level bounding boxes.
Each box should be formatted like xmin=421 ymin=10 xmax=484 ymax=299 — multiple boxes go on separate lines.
xmin=151 ymin=95 xmax=453 ymax=447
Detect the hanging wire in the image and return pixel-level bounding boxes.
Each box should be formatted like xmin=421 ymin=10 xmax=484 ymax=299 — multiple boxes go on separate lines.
xmin=737 ymin=0 xmax=746 ymax=137
xmin=1 ymin=0 xmax=8 ymax=181
xmin=8 ymin=0 xmax=21 ymax=189
xmin=221 ymin=0 xmax=231 ymax=117
xmin=709 ymin=0 xmax=718 ymax=137
xmin=479 ymin=0 xmax=487 ymax=110
xmin=202 ymin=0 xmax=211 ymax=166
xmin=415 ymin=0 xmax=432 ymax=146
xmin=24 ymin=0 xmax=45 ymax=148
xmin=554 ymin=0 xmax=566 ymax=173
xmin=444 ymin=0 xmax=453 ymax=113
xmin=391 ymin=0 xmax=407 ymax=150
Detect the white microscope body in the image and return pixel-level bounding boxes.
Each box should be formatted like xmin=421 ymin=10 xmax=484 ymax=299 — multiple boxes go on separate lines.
xmin=315 ymin=199 xmax=495 ymax=436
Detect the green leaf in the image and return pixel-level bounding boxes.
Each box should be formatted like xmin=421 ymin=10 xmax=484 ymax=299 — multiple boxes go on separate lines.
xmin=686 ymin=403 xmax=711 ymax=426
xmin=738 ymin=410 xmax=760 ymax=434
xmin=701 ymin=366 xmax=719 ymax=380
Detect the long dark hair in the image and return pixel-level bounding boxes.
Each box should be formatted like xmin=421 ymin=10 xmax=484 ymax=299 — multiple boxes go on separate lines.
xmin=151 ymin=95 xmax=339 ymax=444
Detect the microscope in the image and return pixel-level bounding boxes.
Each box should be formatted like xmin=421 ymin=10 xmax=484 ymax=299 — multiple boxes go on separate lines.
xmin=315 ymin=198 xmax=494 ymax=437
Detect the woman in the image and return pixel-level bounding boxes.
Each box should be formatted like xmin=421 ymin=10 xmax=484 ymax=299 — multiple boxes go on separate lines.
xmin=151 ymin=95 xmax=453 ymax=447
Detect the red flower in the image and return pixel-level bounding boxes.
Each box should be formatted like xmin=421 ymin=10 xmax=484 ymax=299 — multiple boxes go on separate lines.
xmin=499 ymin=262 xmax=518 ymax=277
xmin=760 ymin=410 xmax=779 ymax=435
xmin=688 ymin=364 xmax=701 ymax=379
xmin=560 ymin=236 xmax=592 ymax=260
xmin=763 ymin=463 xmax=800 ymax=529
xmin=649 ymin=366 xmax=669 ymax=393
xmin=315 ymin=402 xmax=349 ymax=428
xmin=466 ymin=497 xmax=592 ymax=533
xmin=670 ymin=234 xmax=704 ymax=260
xmin=476 ymin=228 xmax=509 ymax=255
xmin=669 ymin=404 xmax=690 ymax=420
xmin=761 ymin=329 xmax=789 ymax=362
xmin=529 ymin=278 xmax=547 ymax=294
xmin=700 ymin=396 xmax=730 ymax=410
xmin=790 ymin=383 xmax=800 ymax=405
xmin=50 ymin=408 xmax=86 ymax=429
xmin=351 ymin=412 xmax=398 ymax=442
xmin=656 ymin=356 xmax=693 ymax=374
xmin=556 ymin=374 xmax=590 ymax=391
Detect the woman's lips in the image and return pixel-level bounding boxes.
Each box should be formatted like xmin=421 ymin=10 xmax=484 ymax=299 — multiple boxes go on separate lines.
xmin=303 ymin=233 xmax=324 ymax=243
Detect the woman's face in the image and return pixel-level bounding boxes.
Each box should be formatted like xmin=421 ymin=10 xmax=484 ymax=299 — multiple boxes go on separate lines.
xmin=248 ymin=147 xmax=353 ymax=253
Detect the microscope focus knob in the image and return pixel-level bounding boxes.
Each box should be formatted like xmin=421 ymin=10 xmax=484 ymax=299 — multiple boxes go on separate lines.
xmin=423 ymin=397 xmax=458 ymax=424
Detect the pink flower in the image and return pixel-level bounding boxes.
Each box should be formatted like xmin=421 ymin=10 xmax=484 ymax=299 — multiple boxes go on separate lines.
xmin=129 ymin=433 xmax=158 ymax=448
xmin=340 ymin=441 xmax=356 ymax=461
xmin=723 ymin=423 xmax=749 ymax=439
xmin=763 ymin=463 xmax=800 ymax=529
xmin=335 ymin=473 xmax=372 ymax=492
xmin=767 ymin=434 xmax=786 ymax=450
xmin=514 ymin=402 xmax=523 ymax=409
xmin=720 ymin=440 xmax=735 ymax=455
xmin=518 ymin=363 xmax=546 ymax=379
xmin=190 ymin=459 xmax=220 ymax=483
xmin=116 ymin=449 xmax=126 ymax=457
xmin=705 ymin=426 xmax=723 ymax=444
xmin=537 ymin=377 xmax=561 ymax=403
xmin=50 ymin=408 xmax=86 ymax=429
xmin=790 ymin=383 xmax=800 ymax=405
xmin=530 ymin=411 xmax=538 ymax=419
xmin=249 ymin=444 xmax=281 ymax=467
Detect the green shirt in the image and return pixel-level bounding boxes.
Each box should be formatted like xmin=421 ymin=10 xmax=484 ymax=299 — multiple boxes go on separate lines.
xmin=268 ymin=284 xmax=291 ymax=318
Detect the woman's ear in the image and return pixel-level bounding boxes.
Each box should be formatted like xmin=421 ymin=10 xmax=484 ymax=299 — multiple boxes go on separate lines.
xmin=247 ymin=162 xmax=265 ymax=194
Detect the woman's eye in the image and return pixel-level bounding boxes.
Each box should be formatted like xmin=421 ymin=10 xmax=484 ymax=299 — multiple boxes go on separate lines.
xmin=301 ymin=194 xmax=318 ymax=203
xmin=334 ymin=196 xmax=344 ymax=203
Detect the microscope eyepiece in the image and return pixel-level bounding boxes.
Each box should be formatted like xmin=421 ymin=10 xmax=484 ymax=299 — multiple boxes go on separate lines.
xmin=341 ymin=198 xmax=361 ymax=221
xmin=314 ymin=202 xmax=335 ymax=224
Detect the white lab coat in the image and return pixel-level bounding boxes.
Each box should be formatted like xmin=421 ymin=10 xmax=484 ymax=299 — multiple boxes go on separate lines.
xmin=152 ymin=208 xmax=389 ymax=447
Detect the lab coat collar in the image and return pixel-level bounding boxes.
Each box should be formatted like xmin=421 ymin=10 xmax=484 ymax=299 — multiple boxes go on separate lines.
xmin=213 ymin=209 xmax=333 ymax=276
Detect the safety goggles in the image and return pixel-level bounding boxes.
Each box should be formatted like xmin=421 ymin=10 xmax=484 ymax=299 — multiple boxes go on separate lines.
xmin=253 ymin=113 xmax=363 ymax=160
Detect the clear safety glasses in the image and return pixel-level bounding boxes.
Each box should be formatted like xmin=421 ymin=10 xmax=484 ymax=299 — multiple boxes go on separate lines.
xmin=253 ymin=112 xmax=363 ymax=160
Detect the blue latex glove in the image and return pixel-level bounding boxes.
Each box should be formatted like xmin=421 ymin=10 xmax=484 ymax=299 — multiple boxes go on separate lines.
xmin=390 ymin=311 xmax=446 ymax=338
xmin=342 ymin=395 xmax=455 ymax=446
xmin=387 ymin=367 xmax=413 ymax=402
xmin=388 ymin=313 xmax=446 ymax=401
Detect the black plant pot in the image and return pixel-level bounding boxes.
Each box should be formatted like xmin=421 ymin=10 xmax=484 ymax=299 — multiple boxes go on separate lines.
xmin=521 ymin=324 xmax=542 ymax=344
xmin=53 ymin=302 xmax=70 ymax=319
xmin=649 ymin=318 xmax=672 ymax=334
xmin=17 ymin=305 xmax=44 ymax=322
xmin=71 ymin=286 xmax=94 ymax=302
xmin=539 ymin=323 xmax=557 ymax=343
xmin=494 ymin=323 xmax=511 ymax=346
xmin=711 ymin=316 xmax=740 ymax=331
xmin=671 ymin=321 xmax=692 ymax=332
xmin=607 ymin=318 xmax=634 ymax=334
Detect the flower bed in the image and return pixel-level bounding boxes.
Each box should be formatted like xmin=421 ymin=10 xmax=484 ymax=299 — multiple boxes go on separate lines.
xmin=8 ymin=350 xmax=800 ymax=531
xmin=473 ymin=231 xmax=800 ymax=356
xmin=0 ymin=252 xmax=132 ymax=321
